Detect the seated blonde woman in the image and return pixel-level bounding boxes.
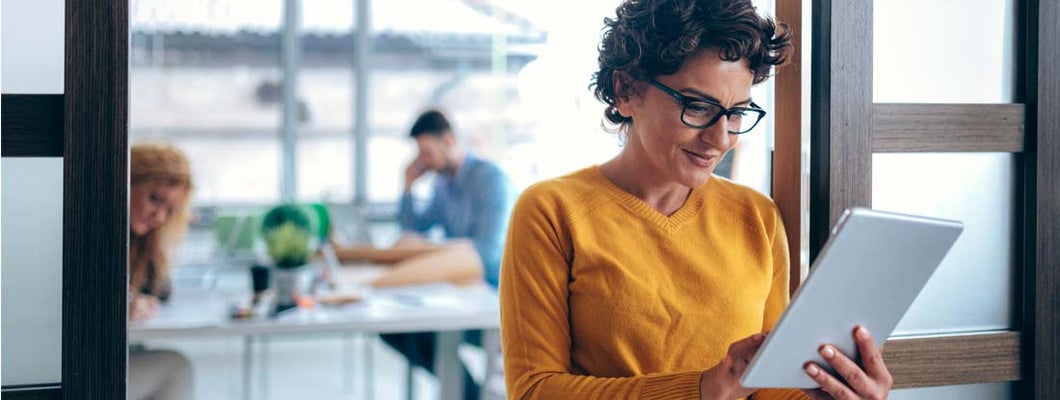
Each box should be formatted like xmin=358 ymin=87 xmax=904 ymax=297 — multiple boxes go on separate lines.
xmin=127 ymin=142 xmax=196 ymax=400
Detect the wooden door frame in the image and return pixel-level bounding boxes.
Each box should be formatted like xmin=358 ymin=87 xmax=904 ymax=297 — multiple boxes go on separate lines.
xmin=1023 ymin=0 xmax=1060 ymax=397
xmin=64 ymin=0 xmax=129 ymax=397
xmin=0 ymin=0 xmax=127 ymax=398
xmin=802 ymin=0 xmax=1059 ymax=395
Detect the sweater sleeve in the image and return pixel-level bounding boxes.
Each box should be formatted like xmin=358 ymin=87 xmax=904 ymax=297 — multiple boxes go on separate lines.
xmin=499 ymin=188 xmax=705 ymax=400
xmin=752 ymin=389 xmax=812 ymax=400
xmin=751 ymin=206 xmax=813 ymax=400
xmin=762 ymin=205 xmax=791 ymax=333
xmin=397 ymin=189 xmax=441 ymax=233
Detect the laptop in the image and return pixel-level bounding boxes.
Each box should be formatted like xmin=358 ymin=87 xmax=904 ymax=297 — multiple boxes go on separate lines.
xmin=740 ymin=207 xmax=963 ymax=389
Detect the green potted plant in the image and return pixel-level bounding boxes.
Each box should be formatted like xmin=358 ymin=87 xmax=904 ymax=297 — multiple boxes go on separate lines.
xmin=261 ymin=205 xmax=316 ymax=314
xmin=265 ymin=222 xmax=312 ymax=269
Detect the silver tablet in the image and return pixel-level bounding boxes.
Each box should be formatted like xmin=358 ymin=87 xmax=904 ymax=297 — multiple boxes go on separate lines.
xmin=740 ymin=207 xmax=963 ymax=389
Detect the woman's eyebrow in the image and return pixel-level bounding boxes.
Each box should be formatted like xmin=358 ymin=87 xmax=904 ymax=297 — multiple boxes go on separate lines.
xmin=676 ymin=86 xmax=752 ymax=106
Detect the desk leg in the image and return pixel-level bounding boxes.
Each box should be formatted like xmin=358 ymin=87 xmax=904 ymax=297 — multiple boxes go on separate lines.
xmin=242 ymin=336 xmax=253 ymax=400
xmin=435 ymin=331 xmax=464 ymax=400
xmin=259 ymin=337 xmax=270 ymax=399
xmin=364 ymin=333 xmax=375 ymax=400
xmin=343 ymin=332 xmax=354 ymax=396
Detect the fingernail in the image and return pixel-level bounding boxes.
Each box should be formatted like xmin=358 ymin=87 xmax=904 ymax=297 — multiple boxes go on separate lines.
xmin=857 ymin=326 xmax=870 ymax=340
xmin=821 ymin=346 xmax=835 ymax=358
xmin=805 ymin=364 xmax=820 ymax=376
xmin=754 ymin=333 xmax=765 ymax=341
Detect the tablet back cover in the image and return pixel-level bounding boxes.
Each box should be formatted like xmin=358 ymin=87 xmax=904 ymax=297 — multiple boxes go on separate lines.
xmin=740 ymin=207 xmax=963 ymax=388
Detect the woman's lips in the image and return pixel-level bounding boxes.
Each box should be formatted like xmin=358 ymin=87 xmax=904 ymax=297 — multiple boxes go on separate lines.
xmin=683 ymin=149 xmax=719 ymax=168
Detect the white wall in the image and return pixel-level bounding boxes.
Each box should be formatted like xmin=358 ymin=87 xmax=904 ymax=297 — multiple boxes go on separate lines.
xmin=1 ymin=0 xmax=67 ymax=386
xmin=1 ymin=159 xmax=65 ymax=385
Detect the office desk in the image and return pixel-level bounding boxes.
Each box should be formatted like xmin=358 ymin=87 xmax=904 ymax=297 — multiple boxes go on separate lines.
xmin=130 ymin=266 xmax=500 ymax=400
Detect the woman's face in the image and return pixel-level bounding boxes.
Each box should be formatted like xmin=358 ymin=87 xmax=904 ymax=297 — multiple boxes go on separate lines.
xmin=130 ymin=182 xmax=187 ymax=236
xmin=617 ymin=48 xmax=755 ymax=189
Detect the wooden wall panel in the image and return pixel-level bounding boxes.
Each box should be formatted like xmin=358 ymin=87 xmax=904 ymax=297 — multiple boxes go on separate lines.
xmin=873 ymin=104 xmax=1025 ymax=153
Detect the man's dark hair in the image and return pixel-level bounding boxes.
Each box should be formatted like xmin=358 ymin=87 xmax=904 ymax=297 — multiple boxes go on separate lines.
xmin=409 ymin=109 xmax=452 ymax=138
xmin=591 ymin=0 xmax=793 ymax=127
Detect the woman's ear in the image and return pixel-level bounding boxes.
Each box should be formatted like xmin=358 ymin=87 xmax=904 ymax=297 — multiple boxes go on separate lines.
xmin=613 ymin=71 xmax=640 ymax=118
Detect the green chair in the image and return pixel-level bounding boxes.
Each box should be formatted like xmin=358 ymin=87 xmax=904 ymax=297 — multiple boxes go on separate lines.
xmin=213 ymin=212 xmax=262 ymax=262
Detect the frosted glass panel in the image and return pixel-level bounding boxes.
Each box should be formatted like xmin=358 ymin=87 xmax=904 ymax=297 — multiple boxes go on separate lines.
xmin=890 ymin=381 xmax=1013 ymax=400
xmin=1 ymin=158 xmax=64 ymax=385
xmin=873 ymin=153 xmax=1015 ymax=335
xmin=0 ymin=0 xmax=65 ymax=93
xmin=874 ymin=0 xmax=1017 ymax=103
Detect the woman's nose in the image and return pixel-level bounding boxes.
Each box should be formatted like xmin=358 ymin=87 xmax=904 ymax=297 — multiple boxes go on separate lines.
xmin=698 ymin=116 xmax=732 ymax=148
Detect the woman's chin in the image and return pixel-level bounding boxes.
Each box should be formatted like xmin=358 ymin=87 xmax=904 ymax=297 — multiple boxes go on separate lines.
xmin=130 ymin=224 xmax=149 ymax=237
xmin=676 ymin=169 xmax=714 ymax=188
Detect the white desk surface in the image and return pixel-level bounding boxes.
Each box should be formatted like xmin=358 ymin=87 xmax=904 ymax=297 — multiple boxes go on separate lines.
xmin=129 ymin=265 xmax=500 ymax=341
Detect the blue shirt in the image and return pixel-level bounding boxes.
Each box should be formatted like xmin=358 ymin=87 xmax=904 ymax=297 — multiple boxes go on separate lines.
xmin=397 ymin=155 xmax=516 ymax=287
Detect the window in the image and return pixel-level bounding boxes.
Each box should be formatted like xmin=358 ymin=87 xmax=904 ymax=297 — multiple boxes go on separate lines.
xmin=132 ymin=0 xmax=777 ymax=209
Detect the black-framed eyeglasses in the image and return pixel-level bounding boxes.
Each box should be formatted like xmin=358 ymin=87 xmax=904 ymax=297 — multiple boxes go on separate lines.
xmin=649 ymin=79 xmax=766 ymax=134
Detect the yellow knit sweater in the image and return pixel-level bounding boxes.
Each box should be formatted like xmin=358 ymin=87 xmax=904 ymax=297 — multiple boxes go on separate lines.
xmin=500 ymin=166 xmax=809 ymax=400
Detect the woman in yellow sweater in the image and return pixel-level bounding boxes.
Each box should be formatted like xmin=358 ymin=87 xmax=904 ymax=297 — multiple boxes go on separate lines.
xmin=499 ymin=1 xmax=893 ymax=399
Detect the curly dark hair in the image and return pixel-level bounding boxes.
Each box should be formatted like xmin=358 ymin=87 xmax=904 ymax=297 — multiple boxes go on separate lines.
xmin=591 ymin=0 xmax=793 ymax=127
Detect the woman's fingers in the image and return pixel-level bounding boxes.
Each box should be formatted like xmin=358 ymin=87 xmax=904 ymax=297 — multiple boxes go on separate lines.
xmin=129 ymin=294 xmax=160 ymax=321
xmin=802 ymin=326 xmax=893 ymax=400
xmin=816 ymin=344 xmax=875 ymax=395
xmin=726 ymin=333 xmax=766 ymax=373
xmin=853 ymin=326 xmax=892 ymax=385
xmin=803 ymin=362 xmax=859 ymax=400
xmin=699 ymin=333 xmax=768 ymax=400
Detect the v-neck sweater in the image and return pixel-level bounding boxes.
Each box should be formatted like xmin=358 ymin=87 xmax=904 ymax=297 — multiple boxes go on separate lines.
xmin=500 ymin=166 xmax=807 ymax=400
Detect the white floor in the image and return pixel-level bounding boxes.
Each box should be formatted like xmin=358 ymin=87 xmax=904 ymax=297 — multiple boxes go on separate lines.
xmin=144 ymin=334 xmax=442 ymax=400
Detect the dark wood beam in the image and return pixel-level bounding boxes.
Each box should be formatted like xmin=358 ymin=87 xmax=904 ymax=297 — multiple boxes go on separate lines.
xmin=62 ymin=0 xmax=128 ymax=397
xmin=1 ymin=94 xmax=64 ymax=157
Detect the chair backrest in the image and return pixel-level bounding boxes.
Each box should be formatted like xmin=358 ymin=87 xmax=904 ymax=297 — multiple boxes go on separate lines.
xmin=213 ymin=212 xmax=261 ymax=256
xmin=213 ymin=203 xmax=332 ymax=263
xmin=304 ymin=202 xmax=331 ymax=242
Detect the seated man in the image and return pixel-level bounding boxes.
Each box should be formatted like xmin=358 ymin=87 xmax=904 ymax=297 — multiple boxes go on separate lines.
xmin=383 ymin=109 xmax=516 ymax=399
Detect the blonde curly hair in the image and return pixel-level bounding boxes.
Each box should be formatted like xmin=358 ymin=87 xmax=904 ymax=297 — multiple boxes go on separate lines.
xmin=129 ymin=142 xmax=193 ymax=297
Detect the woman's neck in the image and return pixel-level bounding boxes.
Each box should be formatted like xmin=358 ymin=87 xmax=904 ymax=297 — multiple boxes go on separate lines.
xmin=599 ymin=152 xmax=692 ymax=216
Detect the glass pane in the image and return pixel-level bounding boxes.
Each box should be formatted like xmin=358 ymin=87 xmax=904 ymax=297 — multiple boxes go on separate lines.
xmin=874 ymin=0 xmax=1017 ymax=103
xmin=130 ymin=0 xmax=284 ymax=205
xmin=0 ymin=0 xmax=64 ymax=94
xmin=298 ymin=0 xmax=353 ymax=201
xmin=873 ymin=153 xmax=1016 ymax=335
xmin=176 ymin=139 xmax=282 ymax=204
xmin=297 ymin=136 xmax=353 ymax=202
xmin=1 ymin=159 xmax=63 ymax=385
xmin=890 ymin=381 xmax=1014 ymax=400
